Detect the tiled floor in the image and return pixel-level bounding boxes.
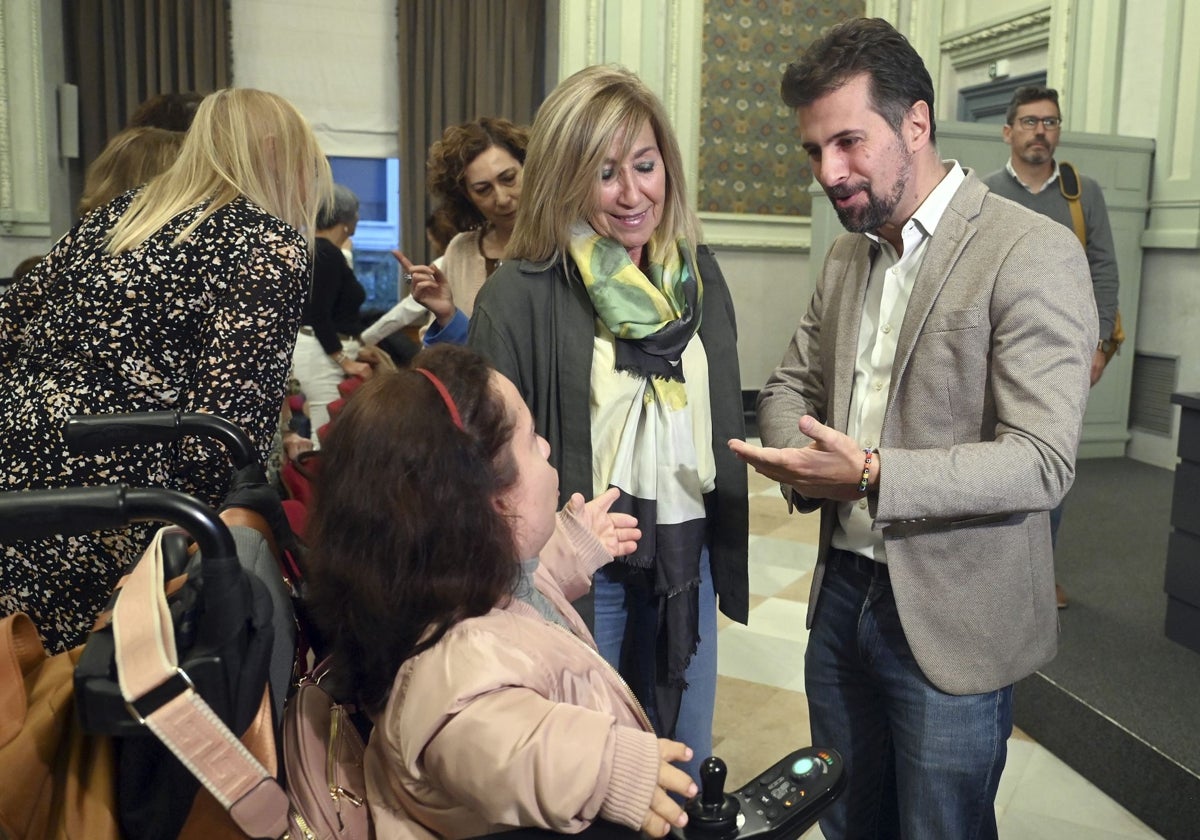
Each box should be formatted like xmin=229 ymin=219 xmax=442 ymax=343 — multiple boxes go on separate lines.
xmin=710 ymin=462 xmax=1162 ymax=839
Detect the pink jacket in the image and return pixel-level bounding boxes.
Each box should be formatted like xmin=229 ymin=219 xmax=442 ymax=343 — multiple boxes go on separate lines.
xmin=365 ymin=507 xmax=660 ymax=838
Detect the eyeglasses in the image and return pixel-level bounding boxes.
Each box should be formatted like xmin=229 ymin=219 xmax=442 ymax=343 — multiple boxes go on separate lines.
xmin=1015 ymin=116 xmax=1062 ymax=130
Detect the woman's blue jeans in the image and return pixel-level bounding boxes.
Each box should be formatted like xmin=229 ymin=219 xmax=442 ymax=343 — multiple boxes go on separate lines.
xmin=592 ymin=547 xmax=717 ymax=785
xmin=805 ymin=549 xmax=1011 ymax=839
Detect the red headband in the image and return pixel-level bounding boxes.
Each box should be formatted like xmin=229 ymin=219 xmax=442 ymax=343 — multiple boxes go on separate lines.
xmin=415 ymin=367 xmax=464 ymax=430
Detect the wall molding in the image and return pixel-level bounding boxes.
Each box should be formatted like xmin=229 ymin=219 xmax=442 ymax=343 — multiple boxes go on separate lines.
xmin=0 ymin=0 xmax=51 ymax=237
xmin=699 ymin=213 xmax=811 ymax=252
xmin=941 ymin=7 xmax=1052 ymax=70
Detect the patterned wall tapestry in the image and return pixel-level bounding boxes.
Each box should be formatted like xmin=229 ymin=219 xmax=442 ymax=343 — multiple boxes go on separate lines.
xmin=699 ymin=0 xmax=865 ymax=217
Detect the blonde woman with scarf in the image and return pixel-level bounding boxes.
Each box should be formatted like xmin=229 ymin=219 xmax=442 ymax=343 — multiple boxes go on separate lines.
xmin=469 ymin=64 xmax=748 ymax=786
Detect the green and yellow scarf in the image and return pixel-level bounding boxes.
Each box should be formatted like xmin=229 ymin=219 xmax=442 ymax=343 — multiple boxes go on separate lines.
xmin=568 ymin=225 xmax=703 ymax=406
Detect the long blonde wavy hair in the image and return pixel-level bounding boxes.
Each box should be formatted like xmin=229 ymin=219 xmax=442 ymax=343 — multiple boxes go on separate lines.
xmin=506 ymin=64 xmax=701 ymax=264
xmin=106 ymin=88 xmax=332 ymax=253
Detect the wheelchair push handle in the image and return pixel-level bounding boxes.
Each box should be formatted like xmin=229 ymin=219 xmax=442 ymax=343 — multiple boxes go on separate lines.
xmin=65 ymin=410 xmax=257 ymax=469
xmin=0 ymin=484 xmax=237 ymax=562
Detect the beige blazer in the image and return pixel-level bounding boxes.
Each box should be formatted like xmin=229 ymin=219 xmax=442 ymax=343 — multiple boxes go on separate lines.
xmin=758 ymin=170 xmax=1098 ymax=695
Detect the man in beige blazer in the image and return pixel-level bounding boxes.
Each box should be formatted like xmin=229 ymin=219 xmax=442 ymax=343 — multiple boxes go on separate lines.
xmin=729 ymin=18 xmax=1097 ymax=840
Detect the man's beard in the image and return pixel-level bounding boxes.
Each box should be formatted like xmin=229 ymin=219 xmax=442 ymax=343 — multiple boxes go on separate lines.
xmin=1018 ymin=139 xmax=1053 ymax=166
xmin=825 ymin=152 xmax=911 ymax=234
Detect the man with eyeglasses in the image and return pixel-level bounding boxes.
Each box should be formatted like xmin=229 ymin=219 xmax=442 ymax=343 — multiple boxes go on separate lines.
xmin=984 ymin=84 xmax=1119 ymax=608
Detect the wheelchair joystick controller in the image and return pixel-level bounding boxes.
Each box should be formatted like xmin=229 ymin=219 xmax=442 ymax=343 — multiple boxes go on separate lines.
xmin=672 ymin=747 xmax=846 ymax=840
xmin=684 ymin=757 xmax=740 ymax=838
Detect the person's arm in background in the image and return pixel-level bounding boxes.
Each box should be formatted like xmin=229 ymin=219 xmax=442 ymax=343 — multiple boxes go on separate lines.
xmin=422 ymin=309 xmax=469 ymax=345
xmin=1083 ymin=179 xmax=1119 ymax=385
xmin=394 ymin=250 xmax=469 ymax=345
xmin=359 ymin=294 xmax=430 ymax=346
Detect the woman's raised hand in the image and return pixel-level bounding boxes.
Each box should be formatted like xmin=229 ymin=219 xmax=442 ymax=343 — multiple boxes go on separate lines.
xmin=565 ymin=488 xmax=641 ymax=558
xmin=392 ymin=250 xmax=456 ymax=326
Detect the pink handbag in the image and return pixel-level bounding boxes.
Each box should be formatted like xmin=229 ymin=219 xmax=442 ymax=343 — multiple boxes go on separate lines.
xmin=282 ymin=660 xmax=371 ymax=839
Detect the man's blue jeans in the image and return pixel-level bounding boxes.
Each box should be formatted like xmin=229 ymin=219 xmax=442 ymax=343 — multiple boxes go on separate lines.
xmin=806 ymin=549 xmax=1011 ymax=839
xmin=592 ymin=547 xmax=717 ymax=785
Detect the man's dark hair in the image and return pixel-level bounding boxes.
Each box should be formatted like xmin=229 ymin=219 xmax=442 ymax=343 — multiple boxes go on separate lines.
xmin=1005 ymin=85 xmax=1060 ymax=125
xmin=781 ymin=17 xmax=937 ymax=143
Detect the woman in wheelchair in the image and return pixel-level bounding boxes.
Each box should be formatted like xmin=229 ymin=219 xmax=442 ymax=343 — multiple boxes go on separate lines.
xmin=304 ymin=344 xmax=698 ymax=837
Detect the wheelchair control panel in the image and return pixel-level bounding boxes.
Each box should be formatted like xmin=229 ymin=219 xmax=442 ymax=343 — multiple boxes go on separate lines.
xmin=677 ymin=747 xmax=846 ymax=840
xmin=471 ymin=746 xmax=845 ymax=840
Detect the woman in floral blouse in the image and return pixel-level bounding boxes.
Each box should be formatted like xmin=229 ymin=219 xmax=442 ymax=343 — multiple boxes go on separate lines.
xmin=0 ymin=88 xmax=332 ymax=652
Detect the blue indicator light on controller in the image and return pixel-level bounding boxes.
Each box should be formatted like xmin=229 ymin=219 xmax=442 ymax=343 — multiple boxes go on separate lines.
xmin=792 ymin=757 xmax=816 ymax=776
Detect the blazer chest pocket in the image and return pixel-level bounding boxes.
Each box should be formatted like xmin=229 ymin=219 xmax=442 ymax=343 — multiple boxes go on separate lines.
xmin=922 ymin=306 xmax=982 ymax=333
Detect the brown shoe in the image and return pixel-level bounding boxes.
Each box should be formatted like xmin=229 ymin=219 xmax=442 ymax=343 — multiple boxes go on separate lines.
xmin=1055 ymin=582 xmax=1068 ymax=609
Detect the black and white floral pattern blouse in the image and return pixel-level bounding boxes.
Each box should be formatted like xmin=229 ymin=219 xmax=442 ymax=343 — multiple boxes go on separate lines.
xmin=0 ymin=191 xmax=310 ymax=651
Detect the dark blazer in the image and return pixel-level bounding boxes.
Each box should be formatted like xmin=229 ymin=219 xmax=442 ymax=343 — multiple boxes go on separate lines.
xmin=758 ymin=170 xmax=1098 ymax=694
xmin=469 ymin=244 xmax=749 ymax=624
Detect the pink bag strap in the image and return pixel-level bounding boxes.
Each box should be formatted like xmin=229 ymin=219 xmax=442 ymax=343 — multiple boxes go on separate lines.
xmin=112 ymin=527 xmax=292 ymax=839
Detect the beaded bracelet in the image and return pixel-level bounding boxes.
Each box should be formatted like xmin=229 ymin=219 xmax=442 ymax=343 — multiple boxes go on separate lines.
xmin=857 ymin=448 xmax=874 ymax=494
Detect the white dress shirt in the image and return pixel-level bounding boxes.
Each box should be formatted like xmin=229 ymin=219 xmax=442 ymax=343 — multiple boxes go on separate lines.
xmin=833 ymin=162 xmax=966 ymax=562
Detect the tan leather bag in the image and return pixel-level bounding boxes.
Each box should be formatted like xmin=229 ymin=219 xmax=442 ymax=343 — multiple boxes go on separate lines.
xmin=0 ymin=613 xmax=120 ymax=839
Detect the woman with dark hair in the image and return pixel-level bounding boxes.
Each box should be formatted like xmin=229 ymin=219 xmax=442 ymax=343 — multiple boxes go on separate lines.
xmin=304 ymin=345 xmax=697 ymax=838
xmin=362 ymin=117 xmax=528 ymax=348
xmin=468 ymin=65 xmax=748 ymax=785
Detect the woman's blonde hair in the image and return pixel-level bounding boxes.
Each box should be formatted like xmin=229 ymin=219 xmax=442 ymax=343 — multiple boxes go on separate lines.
xmin=506 ymin=65 xmax=700 ymax=263
xmin=78 ymin=126 xmax=186 ymax=216
xmin=106 ymin=88 xmax=333 ymax=254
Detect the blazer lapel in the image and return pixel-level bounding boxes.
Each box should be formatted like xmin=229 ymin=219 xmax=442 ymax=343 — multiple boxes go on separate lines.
xmin=891 ymin=174 xmax=985 ymax=390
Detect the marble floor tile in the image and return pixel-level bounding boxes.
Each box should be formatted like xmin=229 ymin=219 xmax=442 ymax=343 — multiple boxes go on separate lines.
xmin=994 ymin=732 xmax=1038 ymax=818
xmin=998 ymin=808 xmax=1160 ymax=839
xmin=717 ymin=621 xmax=806 ymax=691
xmin=748 ymin=563 xmax=808 ymax=598
xmin=713 ymin=677 xmax=812 ymax=787
xmin=749 ymin=535 xmax=819 ymax=571
xmin=744 ymin=597 xmax=810 ymax=641
xmin=773 ymin=571 xmax=816 ymax=603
